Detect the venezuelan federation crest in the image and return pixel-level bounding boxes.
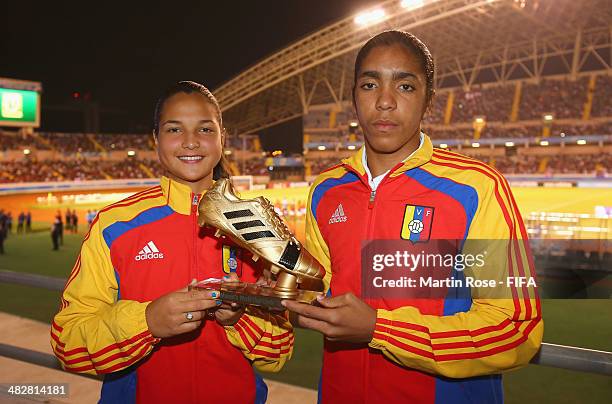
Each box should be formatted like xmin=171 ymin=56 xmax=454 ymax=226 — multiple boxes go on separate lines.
xmin=222 ymin=245 xmax=241 ymax=275
xmin=400 ymin=204 xmax=434 ymax=243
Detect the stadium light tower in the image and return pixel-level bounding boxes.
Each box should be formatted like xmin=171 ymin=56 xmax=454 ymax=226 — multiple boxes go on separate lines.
xmin=354 ymin=8 xmax=387 ymax=26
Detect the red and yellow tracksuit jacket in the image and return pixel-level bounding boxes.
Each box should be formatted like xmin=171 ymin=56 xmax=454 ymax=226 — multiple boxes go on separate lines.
xmin=50 ymin=176 xmax=293 ymax=404
xmin=306 ymin=134 xmax=542 ymax=403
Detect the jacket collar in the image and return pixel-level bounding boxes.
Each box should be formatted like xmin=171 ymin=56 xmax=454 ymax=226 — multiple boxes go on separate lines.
xmin=341 ymin=132 xmax=433 ymax=179
xmin=160 ymin=176 xmax=208 ymax=215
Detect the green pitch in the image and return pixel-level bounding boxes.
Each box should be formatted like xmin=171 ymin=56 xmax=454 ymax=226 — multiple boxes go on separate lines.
xmin=0 ymin=231 xmax=610 ymax=403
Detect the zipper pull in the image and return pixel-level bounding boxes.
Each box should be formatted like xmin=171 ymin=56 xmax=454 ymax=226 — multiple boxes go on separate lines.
xmin=368 ymin=190 xmax=376 ymax=209
xmin=191 ymin=194 xmax=199 ymax=215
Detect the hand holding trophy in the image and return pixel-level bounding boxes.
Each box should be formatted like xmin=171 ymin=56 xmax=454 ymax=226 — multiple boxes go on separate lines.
xmin=193 ymin=178 xmax=326 ymax=310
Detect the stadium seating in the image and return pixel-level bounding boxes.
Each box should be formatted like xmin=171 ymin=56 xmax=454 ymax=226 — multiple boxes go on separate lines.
xmin=1 ymin=73 xmax=610 ymax=183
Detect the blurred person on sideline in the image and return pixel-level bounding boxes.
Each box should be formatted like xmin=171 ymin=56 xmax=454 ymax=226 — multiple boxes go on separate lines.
xmin=17 ymin=212 xmax=24 ymax=233
xmin=65 ymin=209 xmax=72 ymax=232
xmin=51 ymin=216 xmax=61 ymax=251
xmin=71 ymin=210 xmax=79 ymax=233
xmin=55 ymin=211 xmax=64 ymax=245
xmin=6 ymin=212 xmax=12 ymax=235
xmin=0 ymin=209 xmax=7 ymax=254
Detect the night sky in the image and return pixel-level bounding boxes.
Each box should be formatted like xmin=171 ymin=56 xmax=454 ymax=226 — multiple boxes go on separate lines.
xmin=2 ymin=0 xmax=380 ymax=134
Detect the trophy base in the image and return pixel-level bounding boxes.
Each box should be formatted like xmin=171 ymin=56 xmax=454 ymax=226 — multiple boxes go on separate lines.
xmin=190 ymin=279 xmax=323 ymax=310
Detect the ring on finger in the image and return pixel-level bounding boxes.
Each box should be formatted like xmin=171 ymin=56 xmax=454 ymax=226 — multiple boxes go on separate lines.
xmin=185 ymin=311 xmax=194 ymax=321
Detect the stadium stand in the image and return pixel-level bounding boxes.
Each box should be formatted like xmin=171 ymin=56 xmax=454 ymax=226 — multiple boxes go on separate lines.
xmin=452 ymin=84 xmax=515 ymax=123
xmin=1 ymin=74 xmax=611 ymax=183
xmin=0 ymin=158 xmax=162 ymax=183
xmin=519 ymin=77 xmax=588 ymax=120
xmin=591 ymin=75 xmax=612 ymax=117
xmin=486 ymin=154 xmax=611 ymax=175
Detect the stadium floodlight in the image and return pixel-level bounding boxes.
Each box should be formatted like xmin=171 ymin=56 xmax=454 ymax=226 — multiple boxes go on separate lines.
xmin=23 ymin=148 xmax=31 ymax=155
xmin=540 ymin=140 xmax=549 ymax=146
xmin=347 ymin=145 xmax=356 ymax=150
xmin=349 ymin=121 xmax=359 ymax=128
xmin=543 ymin=114 xmax=554 ymax=121
xmin=127 ymin=150 xmax=136 ymax=157
xmin=439 ymin=143 xmax=448 ymax=148
xmin=400 ymin=0 xmax=424 ymax=10
xmin=354 ymin=8 xmax=386 ymax=26
xmin=472 ymin=142 xmax=480 ymax=148
xmin=577 ymin=139 xmax=586 ymax=145
xmin=505 ymin=141 xmax=514 ymax=147
xmin=317 ymin=145 xmax=327 ymax=151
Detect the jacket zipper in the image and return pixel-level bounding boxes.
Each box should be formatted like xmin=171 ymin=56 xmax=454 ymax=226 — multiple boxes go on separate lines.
xmin=191 ymin=192 xmax=199 ymax=402
xmin=342 ymin=162 xmax=403 ymax=403
xmin=191 ymin=193 xmax=199 ymax=281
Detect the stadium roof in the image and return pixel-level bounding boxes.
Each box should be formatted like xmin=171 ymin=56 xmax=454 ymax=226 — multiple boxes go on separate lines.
xmin=213 ymin=0 xmax=612 ymax=135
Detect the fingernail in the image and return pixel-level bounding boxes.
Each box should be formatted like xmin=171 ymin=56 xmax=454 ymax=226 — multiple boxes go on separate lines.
xmin=211 ymin=291 xmax=219 ymax=299
xmin=223 ymin=275 xmax=231 ymax=280
xmin=216 ymin=300 xmax=222 ymax=305
xmin=316 ymin=295 xmax=325 ymax=301
xmin=281 ymin=300 xmax=287 ymax=307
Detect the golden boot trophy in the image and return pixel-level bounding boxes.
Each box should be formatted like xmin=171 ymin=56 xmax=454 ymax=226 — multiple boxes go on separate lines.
xmin=195 ymin=178 xmax=325 ymax=309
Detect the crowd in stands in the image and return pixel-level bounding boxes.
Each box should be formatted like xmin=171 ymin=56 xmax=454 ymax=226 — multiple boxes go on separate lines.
xmin=1 ymin=150 xmax=608 ymax=183
xmin=544 ymin=153 xmax=611 ymax=175
xmin=94 ymin=133 xmax=151 ymax=150
xmin=591 ymin=75 xmax=612 ymax=117
xmin=519 ymin=77 xmax=588 ymax=120
xmin=425 ymin=125 xmax=533 ymax=140
xmin=452 ymin=85 xmax=515 ymax=123
xmin=240 ymin=157 xmax=271 ymax=176
xmin=308 ymin=157 xmax=341 ymax=174
xmin=483 ymin=155 xmax=540 ymax=175
xmin=491 ymin=153 xmax=611 ymax=175
xmin=0 ymin=131 xmax=50 ymax=151
xmin=303 ymin=74 xmax=609 ymax=129
xmin=1 ymin=131 xmax=151 ymax=153
xmin=2 ymin=74 xmax=611 ymax=183
xmin=423 ymin=121 xmax=612 ymax=140
xmin=41 ymin=132 xmax=95 ymax=154
xmin=0 ymin=158 xmax=162 ymax=183
xmin=423 ymin=92 xmax=447 ymax=124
